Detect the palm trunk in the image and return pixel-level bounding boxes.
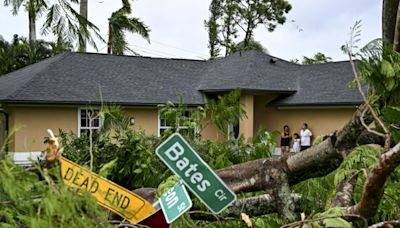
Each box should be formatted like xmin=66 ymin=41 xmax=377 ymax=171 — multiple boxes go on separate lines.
xmin=79 ymin=0 xmax=88 ymax=52
xmin=382 ymin=0 xmax=400 ymax=45
xmin=28 ymin=9 xmax=36 ymax=42
xmin=107 ymin=23 xmax=112 ymax=54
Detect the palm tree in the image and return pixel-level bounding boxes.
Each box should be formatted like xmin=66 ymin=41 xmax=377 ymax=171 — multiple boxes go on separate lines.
xmin=4 ymin=0 xmax=47 ymax=42
xmin=79 ymin=0 xmax=88 ymax=52
xmin=0 ymin=34 xmax=71 ymax=76
xmin=41 ymin=0 xmax=104 ymax=51
xmin=4 ymin=0 xmax=103 ymax=50
xmin=107 ymin=0 xmax=150 ymax=55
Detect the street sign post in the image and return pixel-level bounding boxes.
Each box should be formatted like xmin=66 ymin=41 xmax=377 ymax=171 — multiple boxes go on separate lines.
xmin=159 ymin=182 xmax=192 ymax=224
xmin=60 ymin=157 xmax=156 ymax=224
xmin=156 ymin=133 xmax=236 ymax=214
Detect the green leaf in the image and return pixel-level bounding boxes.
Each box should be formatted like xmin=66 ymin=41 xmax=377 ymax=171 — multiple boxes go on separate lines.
xmin=323 ymin=218 xmax=352 ymax=228
xmin=133 ymin=168 xmax=142 ymax=174
xmin=383 ymin=106 xmax=400 ymax=123
xmin=381 ymin=59 xmax=395 ymax=77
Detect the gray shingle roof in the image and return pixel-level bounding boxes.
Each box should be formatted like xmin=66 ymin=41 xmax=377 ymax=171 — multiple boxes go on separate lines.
xmin=0 ymin=52 xmax=207 ymax=105
xmin=0 ymin=50 xmax=363 ymax=106
xmin=269 ymin=61 xmax=363 ymax=106
xmin=199 ymin=51 xmax=300 ymax=92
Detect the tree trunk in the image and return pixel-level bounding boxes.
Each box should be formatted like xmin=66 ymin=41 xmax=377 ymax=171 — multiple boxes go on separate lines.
xmin=79 ymin=0 xmax=88 ymax=52
xmin=28 ymin=10 xmax=36 ymax=42
xmin=330 ymin=173 xmax=358 ymax=208
xmin=393 ymin=2 xmax=400 ymax=51
xmin=133 ymin=105 xmax=400 ymax=221
xmin=383 ymin=0 xmax=400 ymax=44
xmin=347 ymin=142 xmax=400 ymax=218
xmin=107 ymin=23 xmax=112 ymax=54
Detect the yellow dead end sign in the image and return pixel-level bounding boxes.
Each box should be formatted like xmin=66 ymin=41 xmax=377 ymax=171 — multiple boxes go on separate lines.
xmin=59 ymin=157 xmax=156 ymax=224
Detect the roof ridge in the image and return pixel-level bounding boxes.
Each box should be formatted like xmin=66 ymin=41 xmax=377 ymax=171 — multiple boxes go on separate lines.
xmin=6 ymin=52 xmax=70 ymax=100
xmin=72 ymin=51 xmax=208 ymax=62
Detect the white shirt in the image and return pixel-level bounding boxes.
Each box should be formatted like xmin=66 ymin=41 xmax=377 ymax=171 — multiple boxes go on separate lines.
xmin=300 ymin=129 xmax=312 ymax=146
xmin=293 ymin=138 xmax=301 ymax=152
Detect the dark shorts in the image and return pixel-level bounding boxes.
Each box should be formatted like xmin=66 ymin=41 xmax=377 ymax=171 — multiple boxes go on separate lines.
xmin=301 ymin=145 xmax=311 ymax=151
xmin=281 ymin=138 xmax=290 ymax=147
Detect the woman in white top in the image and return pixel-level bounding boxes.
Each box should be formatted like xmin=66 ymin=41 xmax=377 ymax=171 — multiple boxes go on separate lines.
xmin=300 ymin=123 xmax=312 ymax=151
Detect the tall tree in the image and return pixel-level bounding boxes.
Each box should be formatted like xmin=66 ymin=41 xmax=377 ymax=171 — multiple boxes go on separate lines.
xmin=0 ymin=34 xmax=71 ymax=76
xmin=41 ymin=0 xmax=104 ymax=51
xmin=205 ymin=0 xmax=291 ymax=58
xmin=4 ymin=0 xmax=103 ymax=50
xmin=79 ymin=0 xmax=88 ymax=52
xmin=382 ymin=0 xmax=400 ymax=47
xmin=107 ymin=0 xmax=150 ymax=55
xmin=4 ymin=0 xmax=47 ymax=42
xmin=205 ymin=0 xmax=222 ymax=59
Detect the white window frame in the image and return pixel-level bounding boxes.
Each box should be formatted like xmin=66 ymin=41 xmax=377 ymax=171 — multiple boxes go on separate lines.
xmin=157 ymin=108 xmax=196 ymax=137
xmin=77 ymin=107 xmax=103 ymax=137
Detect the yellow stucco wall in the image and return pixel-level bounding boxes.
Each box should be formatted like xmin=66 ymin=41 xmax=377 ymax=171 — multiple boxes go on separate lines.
xmin=200 ymin=114 xmax=226 ymax=142
xmin=6 ymin=106 xmax=161 ymax=151
xmin=123 ymin=108 xmax=158 ymax=136
xmin=239 ymin=94 xmax=254 ymax=140
xmin=8 ymin=106 xmax=78 ymax=152
xmin=4 ymin=97 xmax=356 ymax=152
xmin=254 ymin=96 xmax=357 ymax=143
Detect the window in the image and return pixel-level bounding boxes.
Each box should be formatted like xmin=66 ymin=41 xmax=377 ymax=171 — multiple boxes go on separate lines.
xmin=158 ymin=110 xmax=196 ymax=136
xmin=78 ymin=108 xmax=102 ymax=137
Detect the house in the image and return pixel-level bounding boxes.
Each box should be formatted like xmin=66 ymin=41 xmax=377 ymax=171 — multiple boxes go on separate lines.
xmin=0 ymin=50 xmax=362 ymax=152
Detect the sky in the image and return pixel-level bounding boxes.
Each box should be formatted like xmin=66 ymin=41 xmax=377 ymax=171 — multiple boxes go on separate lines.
xmin=0 ymin=0 xmax=382 ymax=61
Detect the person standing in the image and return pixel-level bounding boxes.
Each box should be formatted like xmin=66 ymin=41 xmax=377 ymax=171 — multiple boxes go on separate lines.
xmin=280 ymin=125 xmax=291 ymax=154
xmin=293 ymin=133 xmax=301 ymax=152
xmin=300 ymin=123 xmax=312 ymax=151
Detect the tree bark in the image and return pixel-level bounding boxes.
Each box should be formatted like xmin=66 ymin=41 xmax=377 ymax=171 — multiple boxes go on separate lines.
xmin=369 ymin=220 xmax=400 ymax=228
xmin=214 ymin=106 xmax=369 ymax=219
xmin=330 ymin=173 xmax=358 ymax=208
xmin=217 ymin=105 xmax=368 ymax=193
xmin=79 ymin=0 xmax=88 ymax=52
xmin=28 ymin=10 xmax=36 ymax=42
xmin=383 ymin=0 xmax=400 ymax=44
xmin=394 ymin=1 xmax=400 ymax=51
xmin=347 ymin=142 xmax=400 ymax=218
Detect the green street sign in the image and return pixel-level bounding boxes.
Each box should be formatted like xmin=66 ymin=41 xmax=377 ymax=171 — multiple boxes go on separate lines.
xmin=159 ymin=182 xmax=192 ymax=224
xmin=156 ymin=133 xmax=236 ymax=214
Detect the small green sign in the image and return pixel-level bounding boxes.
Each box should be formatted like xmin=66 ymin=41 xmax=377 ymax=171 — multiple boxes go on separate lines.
xmin=159 ymin=182 xmax=192 ymax=224
xmin=156 ymin=133 xmax=236 ymax=214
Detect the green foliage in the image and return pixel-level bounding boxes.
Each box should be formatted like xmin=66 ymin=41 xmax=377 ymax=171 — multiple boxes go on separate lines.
xmin=159 ymin=99 xmax=205 ymax=139
xmin=156 ymin=175 xmax=180 ymax=197
xmin=205 ymin=88 xmax=246 ymax=137
xmin=0 ymin=158 xmax=110 ymax=227
xmin=205 ymin=0 xmax=291 ymax=57
xmin=312 ymin=135 xmax=324 ymax=145
xmin=205 ymin=0 xmax=223 ymax=59
xmin=291 ymin=172 xmax=337 ymax=213
xmin=60 ymin=128 xmax=167 ymax=189
xmin=231 ymin=38 xmax=269 ymax=54
xmin=334 ymin=145 xmax=382 ymax=187
xmin=292 ymin=52 xmax=332 ymax=64
xmin=0 ymin=34 xmax=71 ymax=76
xmin=107 ymin=0 xmax=150 ymax=55
xmin=306 ymin=207 xmax=352 ymax=228
xmin=357 ymin=38 xmax=400 ymax=107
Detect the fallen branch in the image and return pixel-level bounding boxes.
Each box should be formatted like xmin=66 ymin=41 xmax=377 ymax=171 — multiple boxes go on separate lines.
xmin=280 ymin=214 xmax=367 ymax=228
xmin=368 ymin=220 xmax=400 ymax=228
xmin=347 ymin=142 xmax=400 ymax=218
